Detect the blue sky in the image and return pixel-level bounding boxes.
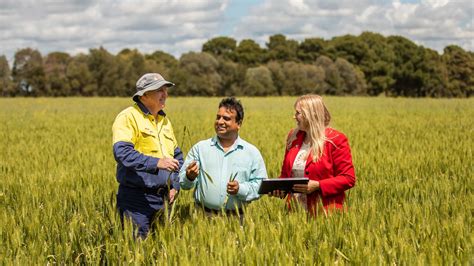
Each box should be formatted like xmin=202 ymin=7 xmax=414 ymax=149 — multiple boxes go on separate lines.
xmin=0 ymin=0 xmax=472 ymax=63
xmin=220 ymin=0 xmax=264 ymax=36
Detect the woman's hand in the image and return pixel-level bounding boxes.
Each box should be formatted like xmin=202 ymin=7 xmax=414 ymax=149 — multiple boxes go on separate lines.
xmin=293 ymin=180 xmax=320 ymax=194
xmin=268 ymin=190 xmax=287 ymax=199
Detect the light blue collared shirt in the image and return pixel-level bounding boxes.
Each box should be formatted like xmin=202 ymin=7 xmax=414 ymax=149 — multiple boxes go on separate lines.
xmin=179 ymin=136 xmax=267 ymax=210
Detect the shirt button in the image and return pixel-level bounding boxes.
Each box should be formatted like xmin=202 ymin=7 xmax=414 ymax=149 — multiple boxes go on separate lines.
xmin=305 ymin=171 xmax=309 ymax=175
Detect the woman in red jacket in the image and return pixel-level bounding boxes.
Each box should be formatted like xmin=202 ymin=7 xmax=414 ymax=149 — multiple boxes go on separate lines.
xmin=274 ymin=94 xmax=356 ymax=215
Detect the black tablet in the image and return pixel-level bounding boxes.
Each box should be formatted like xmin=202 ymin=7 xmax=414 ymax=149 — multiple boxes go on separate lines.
xmin=258 ymin=177 xmax=309 ymax=194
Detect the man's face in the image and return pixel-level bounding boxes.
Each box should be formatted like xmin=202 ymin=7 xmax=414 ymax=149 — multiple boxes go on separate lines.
xmin=215 ymin=107 xmax=240 ymax=139
xmin=143 ymin=87 xmax=168 ymax=111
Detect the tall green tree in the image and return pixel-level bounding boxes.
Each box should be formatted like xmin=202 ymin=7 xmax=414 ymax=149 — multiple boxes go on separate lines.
xmin=216 ymin=57 xmax=245 ymax=96
xmin=335 ymin=58 xmax=367 ymax=95
xmin=388 ymin=36 xmax=424 ymax=96
xmin=266 ymin=34 xmax=298 ymax=62
xmin=88 ymin=47 xmax=125 ymax=96
xmin=298 ymin=37 xmax=327 ymax=63
xmin=145 ymin=50 xmax=178 ymax=79
xmin=267 ymin=61 xmax=285 ymax=95
xmin=327 ymin=35 xmax=370 ymax=66
xmin=242 ymin=66 xmax=277 ymax=96
xmin=358 ymin=32 xmax=395 ymax=96
xmin=12 ymin=48 xmax=46 ymax=96
xmin=202 ymin=36 xmax=237 ymax=59
xmin=418 ymin=48 xmax=449 ymax=97
xmin=0 ymin=55 xmax=14 ymax=96
xmin=66 ymin=54 xmax=97 ymax=96
xmin=44 ymin=52 xmax=71 ymax=96
xmin=171 ymin=52 xmax=221 ymax=96
xmin=118 ymin=49 xmax=146 ymax=96
xmin=234 ymin=39 xmax=264 ymax=66
xmin=280 ymin=62 xmax=326 ymax=95
xmin=442 ymin=45 xmax=473 ymax=97
xmin=315 ymin=56 xmax=342 ymax=95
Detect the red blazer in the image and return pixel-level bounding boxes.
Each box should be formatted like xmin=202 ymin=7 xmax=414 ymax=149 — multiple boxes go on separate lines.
xmin=280 ymin=128 xmax=356 ymax=214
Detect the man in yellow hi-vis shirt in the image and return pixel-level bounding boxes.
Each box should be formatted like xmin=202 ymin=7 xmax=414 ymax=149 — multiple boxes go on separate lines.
xmin=112 ymin=73 xmax=183 ymax=238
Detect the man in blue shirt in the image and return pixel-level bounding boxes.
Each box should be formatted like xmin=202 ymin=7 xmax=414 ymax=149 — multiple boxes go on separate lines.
xmin=179 ymin=97 xmax=267 ymax=217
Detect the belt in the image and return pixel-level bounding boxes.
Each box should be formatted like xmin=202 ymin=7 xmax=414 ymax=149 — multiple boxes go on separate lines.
xmin=145 ymin=187 xmax=167 ymax=196
xmin=120 ymin=185 xmax=167 ymax=196
xmin=196 ymin=203 xmax=244 ymax=215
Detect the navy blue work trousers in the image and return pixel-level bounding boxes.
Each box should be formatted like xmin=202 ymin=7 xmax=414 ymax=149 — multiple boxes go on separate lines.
xmin=117 ymin=185 xmax=167 ymax=238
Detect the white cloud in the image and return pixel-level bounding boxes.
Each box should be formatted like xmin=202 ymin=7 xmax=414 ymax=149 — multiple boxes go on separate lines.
xmin=0 ymin=0 xmax=472 ymax=65
xmin=289 ymin=0 xmax=310 ymax=11
xmin=0 ymin=0 xmax=228 ymax=61
xmin=234 ymin=0 xmax=473 ymax=52
xmin=421 ymin=0 xmax=449 ymax=8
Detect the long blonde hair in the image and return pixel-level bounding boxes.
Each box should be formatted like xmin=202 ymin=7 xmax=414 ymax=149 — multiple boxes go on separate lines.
xmin=294 ymin=94 xmax=331 ymax=162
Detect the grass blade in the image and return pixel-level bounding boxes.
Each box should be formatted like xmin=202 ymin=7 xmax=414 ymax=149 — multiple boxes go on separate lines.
xmin=201 ymin=168 xmax=214 ymax=184
xmin=229 ymin=172 xmax=238 ymax=182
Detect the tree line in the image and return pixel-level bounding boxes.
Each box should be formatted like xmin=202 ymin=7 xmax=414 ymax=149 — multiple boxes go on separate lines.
xmin=0 ymin=32 xmax=472 ymax=97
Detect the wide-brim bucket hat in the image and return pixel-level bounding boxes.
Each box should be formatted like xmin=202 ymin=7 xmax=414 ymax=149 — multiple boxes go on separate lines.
xmin=132 ymin=73 xmax=175 ymax=102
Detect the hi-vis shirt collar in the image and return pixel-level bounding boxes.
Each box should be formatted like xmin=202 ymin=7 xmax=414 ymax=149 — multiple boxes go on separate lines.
xmin=136 ymin=101 xmax=166 ymax=117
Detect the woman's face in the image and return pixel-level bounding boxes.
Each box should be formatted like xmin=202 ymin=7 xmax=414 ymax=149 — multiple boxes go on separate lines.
xmin=294 ymin=103 xmax=308 ymax=131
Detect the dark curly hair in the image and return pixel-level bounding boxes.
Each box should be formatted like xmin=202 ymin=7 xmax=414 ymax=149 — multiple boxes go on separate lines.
xmin=218 ymin=97 xmax=244 ymax=125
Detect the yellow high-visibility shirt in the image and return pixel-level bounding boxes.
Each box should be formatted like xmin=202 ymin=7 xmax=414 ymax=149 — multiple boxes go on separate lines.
xmin=112 ymin=102 xmax=182 ymax=190
xmin=113 ymin=103 xmax=177 ymax=158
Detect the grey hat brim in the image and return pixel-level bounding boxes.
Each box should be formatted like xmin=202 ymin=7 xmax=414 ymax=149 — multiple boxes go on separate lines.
xmin=132 ymin=80 xmax=175 ymax=100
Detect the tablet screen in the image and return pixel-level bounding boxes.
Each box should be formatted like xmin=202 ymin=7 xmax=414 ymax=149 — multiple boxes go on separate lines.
xmin=258 ymin=177 xmax=309 ymax=194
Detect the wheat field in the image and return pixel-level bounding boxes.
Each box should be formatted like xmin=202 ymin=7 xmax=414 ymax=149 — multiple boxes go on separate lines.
xmin=0 ymin=97 xmax=472 ymax=264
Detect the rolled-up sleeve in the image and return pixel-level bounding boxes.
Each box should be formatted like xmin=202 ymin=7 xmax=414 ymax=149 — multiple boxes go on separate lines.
xmin=236 ymin=151 xmax=267 ymax=201
xmin=179 ymin=144 xmax=199 ymax=190
xmin=171 ymin=146 xmax=184 ymax=190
